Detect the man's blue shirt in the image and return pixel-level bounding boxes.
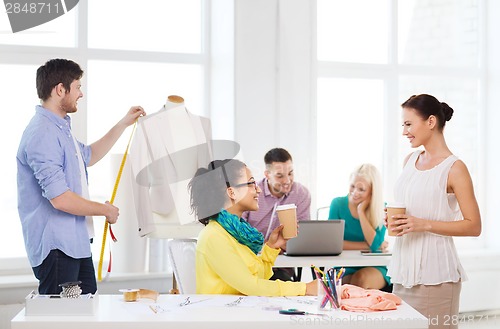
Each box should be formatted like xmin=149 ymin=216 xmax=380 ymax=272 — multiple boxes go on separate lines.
xmin=17 ymin=105 xmax=92 ymax=267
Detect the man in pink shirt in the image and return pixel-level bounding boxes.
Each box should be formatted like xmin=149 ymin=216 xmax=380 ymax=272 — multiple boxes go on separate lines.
xmin=242 ymin=148 xmax=311 ymax=281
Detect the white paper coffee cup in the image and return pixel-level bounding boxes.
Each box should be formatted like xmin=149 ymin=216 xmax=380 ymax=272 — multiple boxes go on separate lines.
xmin=276 ymin=204 xmax=297 ymax=238
xmin=386 ymin=202 xmax=406 ymax=237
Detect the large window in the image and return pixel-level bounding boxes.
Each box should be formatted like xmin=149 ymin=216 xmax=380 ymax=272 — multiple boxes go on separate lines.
xmin=317 ymin=0 xmax=390 ymax=64
xmin=316 ymin=0 xmax=484 ymax=249
xmin=0 ymin=4 xmax=77 ymax=47
xmin=88 ymin=0 xmax=202 ymax=53
xmin=0 ymin=0 xmax=207 ymax=265
xmin=316 ymin=78 xmax=385 ymax=208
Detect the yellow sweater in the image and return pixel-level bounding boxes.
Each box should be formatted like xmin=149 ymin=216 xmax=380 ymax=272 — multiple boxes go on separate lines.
xmin=196 ymin=221 xmax=306 ymax=296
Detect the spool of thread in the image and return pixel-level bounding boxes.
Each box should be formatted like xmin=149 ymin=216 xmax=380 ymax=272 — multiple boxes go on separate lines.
xmin=119 ymin=289 xmax=140 ymax=302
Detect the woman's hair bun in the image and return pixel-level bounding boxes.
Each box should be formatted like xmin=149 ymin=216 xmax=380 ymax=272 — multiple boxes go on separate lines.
xmin=441 ymin=102 xmax=454 ymax=122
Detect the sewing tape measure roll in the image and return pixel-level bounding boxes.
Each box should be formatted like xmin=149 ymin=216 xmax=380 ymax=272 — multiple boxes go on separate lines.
xmin=119 ymin=289 xmax=140 ymax=302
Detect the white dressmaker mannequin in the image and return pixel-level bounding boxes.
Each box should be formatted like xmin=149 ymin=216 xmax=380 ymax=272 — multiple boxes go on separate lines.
xmin=129 ymin=95 xmax=212 ymax=238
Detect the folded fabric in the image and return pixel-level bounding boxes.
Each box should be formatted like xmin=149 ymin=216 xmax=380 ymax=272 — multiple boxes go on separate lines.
xmin=339 ymin=284 xmax=402 ymax=312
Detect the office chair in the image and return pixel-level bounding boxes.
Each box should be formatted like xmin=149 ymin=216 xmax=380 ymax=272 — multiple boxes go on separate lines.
xmin=316 ymin=206 xmax=330 ymax=220
xmin=167 ymin=238 xmax=197 ymax=294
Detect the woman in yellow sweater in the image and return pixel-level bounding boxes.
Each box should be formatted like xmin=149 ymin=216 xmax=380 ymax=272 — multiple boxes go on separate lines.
xmin=189 ymin=159 xmax=317 ymax=296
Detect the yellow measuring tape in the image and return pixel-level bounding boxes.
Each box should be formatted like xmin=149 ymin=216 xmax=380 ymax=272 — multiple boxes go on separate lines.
xmin=97 ymin=121 xmax=138 ymax=282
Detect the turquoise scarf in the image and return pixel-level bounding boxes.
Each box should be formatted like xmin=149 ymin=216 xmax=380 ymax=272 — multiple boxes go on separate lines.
xmin=212 ymin=209 xmax=264 ymax=255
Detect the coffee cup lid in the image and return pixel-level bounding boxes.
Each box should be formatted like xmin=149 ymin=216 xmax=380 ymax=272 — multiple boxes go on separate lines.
xmin=386 ymin=201 xmax=405 ymax=208
xmin=276 ymin=204 xmax=297 ymax=211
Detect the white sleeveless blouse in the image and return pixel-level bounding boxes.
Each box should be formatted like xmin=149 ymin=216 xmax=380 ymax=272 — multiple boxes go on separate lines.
xmin=388 ymin=151 xmax=467 ymax=288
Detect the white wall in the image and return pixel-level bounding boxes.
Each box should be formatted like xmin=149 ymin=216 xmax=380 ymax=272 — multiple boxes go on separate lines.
xmin=234 ymin=0 xmax=314 ymax=197
xmin=484 ymin=0 xmax=500 ymax=250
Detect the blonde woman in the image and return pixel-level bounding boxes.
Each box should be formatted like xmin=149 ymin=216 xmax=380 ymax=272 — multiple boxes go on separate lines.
xmin=328 ymin=164 xmax=389 ymax=289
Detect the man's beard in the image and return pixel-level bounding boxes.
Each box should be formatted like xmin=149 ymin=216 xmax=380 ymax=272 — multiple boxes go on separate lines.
xmin=60 ymin=95 xmax=77 ymax=113
xmin=273 ymin=184 xmax=290 ymax=195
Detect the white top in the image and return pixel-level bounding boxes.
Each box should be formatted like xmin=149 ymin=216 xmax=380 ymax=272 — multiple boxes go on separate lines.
xmin=388 ymin=150 xmax=467 ymax=288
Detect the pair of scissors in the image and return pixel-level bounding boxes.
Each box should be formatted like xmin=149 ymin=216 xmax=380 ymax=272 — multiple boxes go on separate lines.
xmin=279 ymin=308 xmax=326 ymax=316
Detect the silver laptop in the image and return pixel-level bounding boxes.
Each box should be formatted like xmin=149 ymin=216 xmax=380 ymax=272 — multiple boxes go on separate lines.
xmin=284 ymin=220 xmax=345 ymax=256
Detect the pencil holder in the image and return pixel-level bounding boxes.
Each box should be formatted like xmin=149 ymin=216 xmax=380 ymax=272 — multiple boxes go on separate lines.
xmin=317 ymin=277 xmax=342 ymax=311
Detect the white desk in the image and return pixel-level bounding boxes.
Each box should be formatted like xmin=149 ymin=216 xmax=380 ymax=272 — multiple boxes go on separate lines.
xmin=274 ymin=250 xmax=391 ymax=268
xmin=12 ymin=294 xmax=428 ymax=329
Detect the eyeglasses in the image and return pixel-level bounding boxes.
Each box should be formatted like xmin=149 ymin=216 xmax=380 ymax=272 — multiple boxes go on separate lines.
xmin=232 ymin=180 xmax=258 ymax=189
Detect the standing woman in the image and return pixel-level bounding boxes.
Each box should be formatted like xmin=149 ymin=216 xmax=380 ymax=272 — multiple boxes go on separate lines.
xmin=189 ymin=159 xmax=317 ymax=296
xmin=388 ymin=94 xmax=481 ymax=329
xmin=329 ymin=164 xmax=390 ymax=290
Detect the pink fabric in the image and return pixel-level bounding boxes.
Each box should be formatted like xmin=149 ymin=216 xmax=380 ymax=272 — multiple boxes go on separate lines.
xmin=340 ymin=284 xmax=402 ymax=312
